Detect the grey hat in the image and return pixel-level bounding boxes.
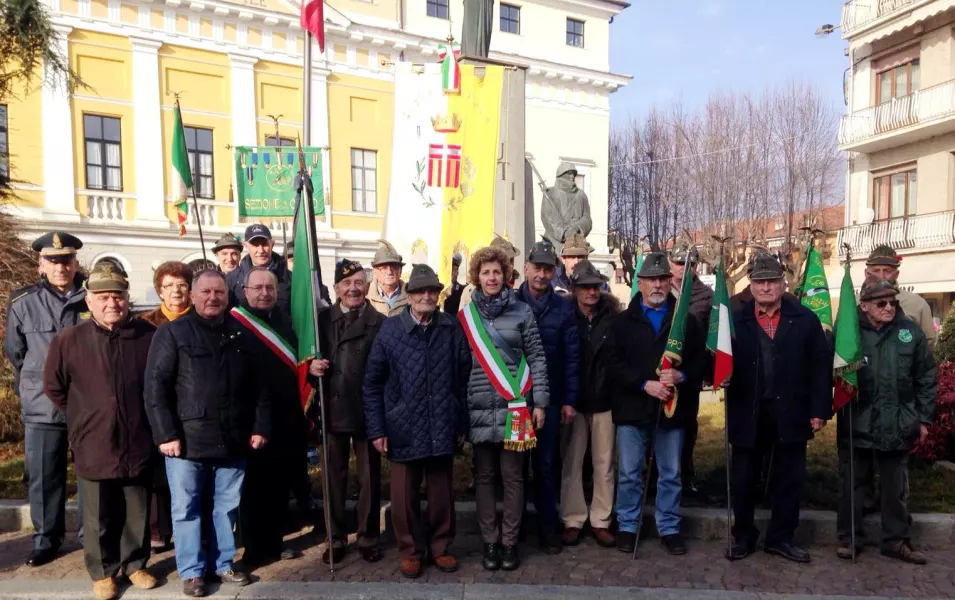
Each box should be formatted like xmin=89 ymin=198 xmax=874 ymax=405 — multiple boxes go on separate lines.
xmin=86 ymin=262 xmax=129 ymax=293
xmin=860 ymin=275 xmax=899 ymax=301
xmin=570 ymin=259 xmax=608 ymax=286
xmin=527 ymin=240 xmax=558 ymax=267
xmin=490 ymin=235 xmax=520 ymax=259
xmin=671 ymin=245 xmax=699 ymax=266
xmin=371 ymin=240 xmax=405 ymax=267
xmin=866 ymin=244 xmax=901 ymax=267
xmin=638 ymin=252 xmax=671 ymax=278
xmin=749 ymin=254 xmax=785 ymax=281
xmin=212 ymin=233 xmax=243 ymax=254
xmin=405 ymin=263 xmax=443 ymax=293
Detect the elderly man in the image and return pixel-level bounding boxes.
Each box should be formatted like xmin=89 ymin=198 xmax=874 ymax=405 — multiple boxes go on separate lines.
xmin=561 ymin=260 xmax=620 ymax=547
xmin=367 ymin=240 xmax=409 ymax=316
xmin=515 ymin=240 xmax=580 ymax=553
xmin=864 ymin=245 xmax=935 ymax=345
xmin=44 ymin=265 xmax=157 ymax=600
xmin=363 ymin=264 xmax=471 ymax=579
xmin=212 ymin=233 xmax=243 ymax=275
xmin=4 ymin=231 xmax=88 ymax=567
xmin=226 ymin=224 xmax=291 ymax=315
xmin=553 ymin=233 xmax=589 ymax=295
xmin=726 ymin=254 xmax=831 ymax=564
xmin=145 ymin=270 xmax=271 ymax=597
xmin=309 ymin=260 xmax=385 ymax=564
xmin=605 ymin=252 xmax=703 ymax=556
xmin=837 ymin=276 xmax=936 ymax=564
xmin=670 ymin=246 xmax=713 ymax=498
xmin=233 ymin=267 xmax=309 ymax=565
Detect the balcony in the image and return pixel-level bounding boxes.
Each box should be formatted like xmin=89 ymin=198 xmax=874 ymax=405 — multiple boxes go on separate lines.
xmin=83 ymin=192 xmax=129 ymax=223
xmin=841 ymin=0 xmax=919 ymax=36
xmin=838 ymin=79 xmax=955 ymax=152
xmin=837 ymin=211 xmax=955 ymax=256
xmin=188 ymin=201 xmax=218 ymax=227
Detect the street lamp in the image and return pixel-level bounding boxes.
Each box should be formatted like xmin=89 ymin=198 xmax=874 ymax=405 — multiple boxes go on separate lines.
xmin=815 ymin=23 xmax=837 ymax=37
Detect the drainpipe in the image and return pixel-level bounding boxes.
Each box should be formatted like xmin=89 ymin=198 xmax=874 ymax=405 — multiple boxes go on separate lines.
xmin=398 ymin=0 xmax=405 ymax=60
xmin=845 ymin=45 xmax=853 ymax=230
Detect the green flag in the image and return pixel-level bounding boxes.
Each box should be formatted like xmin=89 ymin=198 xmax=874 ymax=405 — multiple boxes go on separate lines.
xmin=171 ymin=104 xmax=193 ymax=201
xmin=630 ymin=246 xmax=644 ymax=299
xmin=290 ymin=176 xmax=323 ymax=413
xmin=799 ymin=241 xmax=832 ymax=330
xmin=659 ymin=263 xmax=695 ymax=418
xmin=235 ymin=146 xmax=325 ymax=219
xmin=833 ymin=262 xmax=863 ymax=412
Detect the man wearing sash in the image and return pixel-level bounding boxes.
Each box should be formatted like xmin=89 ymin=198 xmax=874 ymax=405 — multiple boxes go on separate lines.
xmin=233 ymin=267 xmax=309 ymax=565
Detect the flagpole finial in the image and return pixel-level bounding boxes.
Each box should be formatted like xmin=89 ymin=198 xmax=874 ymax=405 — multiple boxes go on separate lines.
xmin=842 ymin=242 xmax=853 ymax=263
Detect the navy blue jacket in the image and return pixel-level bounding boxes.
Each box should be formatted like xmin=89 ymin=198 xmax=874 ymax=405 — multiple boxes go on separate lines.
xmin=362 ymin=308 xmax=471 ymax=463
xmin=516 ymin=282 xmax=581 ymax=408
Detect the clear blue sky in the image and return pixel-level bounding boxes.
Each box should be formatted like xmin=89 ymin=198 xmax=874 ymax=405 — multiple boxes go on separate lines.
xmin=608 ymin=0 xmax=849 ymax=122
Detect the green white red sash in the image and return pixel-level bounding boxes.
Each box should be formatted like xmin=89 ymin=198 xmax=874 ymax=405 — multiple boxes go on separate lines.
xmin=459 ymin=302 xmax=536 ymax=451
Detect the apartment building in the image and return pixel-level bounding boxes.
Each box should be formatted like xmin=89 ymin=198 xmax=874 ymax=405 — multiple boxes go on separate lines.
xmin=838 ymin=0 xmax=955 ymax=320
xmin=1 ymin=0 xmax=629 ymax=303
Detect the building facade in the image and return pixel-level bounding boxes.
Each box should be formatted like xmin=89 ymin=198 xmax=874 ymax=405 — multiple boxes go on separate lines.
xmin=3 ymin=0 xmax=629 ymax=303
xmin=838 ymin=0 xmax=955 ymax=321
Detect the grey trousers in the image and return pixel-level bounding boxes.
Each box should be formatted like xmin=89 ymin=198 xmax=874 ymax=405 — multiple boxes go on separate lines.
xmin=474 ymin=443 xmax=524 ymax=546
xmin=25 ymin=424 xmax=83 ymax=551
xmin=79 ymin=475 xmax=151 ymax=581
xmin=837 ymin=447 xmax=910 ymax=549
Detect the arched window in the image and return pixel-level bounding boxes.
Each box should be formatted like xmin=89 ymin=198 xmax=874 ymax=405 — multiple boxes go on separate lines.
xmin=89 ymin=253 xmax=131 ymax=276
xmin=187 ymin=259 xmax=217 ymax=274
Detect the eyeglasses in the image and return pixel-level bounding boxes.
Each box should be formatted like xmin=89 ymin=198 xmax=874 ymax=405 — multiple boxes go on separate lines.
xmin=871 ymin=299 xmax=900 ymax=309
xmin=161 ymin=283 xmax=189 ymax=291
xmin=245 ymin=285 xmax=277 ymax=293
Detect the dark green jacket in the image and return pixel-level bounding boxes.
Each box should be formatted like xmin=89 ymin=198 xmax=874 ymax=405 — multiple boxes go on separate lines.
xmin=838 ymin=309 xmax=937 ymax=452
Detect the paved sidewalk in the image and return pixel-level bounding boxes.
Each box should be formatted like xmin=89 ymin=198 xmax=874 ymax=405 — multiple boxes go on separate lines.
xmin=0 ymin=530 xmax=951 ymax=598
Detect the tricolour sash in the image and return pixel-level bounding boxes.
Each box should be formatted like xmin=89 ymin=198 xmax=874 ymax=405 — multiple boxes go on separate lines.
xmin=459 ymin=302 xmax=536 ymax=451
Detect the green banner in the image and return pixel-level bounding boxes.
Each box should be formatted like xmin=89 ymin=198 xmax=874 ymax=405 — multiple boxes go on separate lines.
xmin=799 ymin=241 xmax=833 ymax=331
xmin=234 ymin=146 xmax=325 ymax=219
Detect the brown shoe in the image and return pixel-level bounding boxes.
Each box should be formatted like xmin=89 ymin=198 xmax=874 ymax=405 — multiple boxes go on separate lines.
xmin=92 ymin=577 xmax=118 ymax=600
xmin=400 ymin=558 xmax=422 ymax=579
xmin=593 ymin=527 xmax=616 ymax=548
xmin=882 ymin=541 xmax=927 ymax=565
xmin=217 ymin=568 xmax=251 ymax=586
xmin=127 ymin=569 xmax=157 ymax=590
xmin=562 ymin=527 xmax=581 ymax=546
xmin=182 ymin=577 xmax=206 ymax=597
xmin=433 ymin=553 xmax=458 ymax=573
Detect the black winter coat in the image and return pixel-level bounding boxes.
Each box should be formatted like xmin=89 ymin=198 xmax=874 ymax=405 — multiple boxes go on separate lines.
xmin=363 ymin=308 xmax=471 ymax=462
xmin=227 ymin=253 xmax=292 ymax=316
xmin=576 ymin=293 xmax=621 ymax=414
xmin=145 ymin=312 xmax=272 ymax=459
xmin=516 ymin=283 xmax=580 ymax=408
xmin=606 ymin=293 xmax=705 ymax=429
xmin=726 ymin=296 xmax=832 ymax=448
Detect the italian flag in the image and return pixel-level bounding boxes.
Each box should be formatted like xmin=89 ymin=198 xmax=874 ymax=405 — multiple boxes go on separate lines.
xmin=438 ymin=40 xmax=461 ymax=94
xmin=706 ymin=256 xmax=734 ymax=388
xmin=833 ymin=262 xmax=863 ymax=412
xmin=171 ymin=104 xmax=193 ymax=237
xmin=658 ymin=260 xmax=695 ymax=418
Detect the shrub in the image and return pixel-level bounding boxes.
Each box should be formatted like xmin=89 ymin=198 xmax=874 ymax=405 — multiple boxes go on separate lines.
xmin=914 ymin=309 xmax=955 ymax=462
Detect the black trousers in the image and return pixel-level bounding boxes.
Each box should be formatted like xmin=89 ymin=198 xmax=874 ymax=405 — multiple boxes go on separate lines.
xmin=324 ymin=433 xmax=381 ymax=548
xmin=149 ymin=453 xmax=172 ymax=543
xmin=240 ymin=442 xmax=297 ymax=558
xmin=731 ymin=418 xmax=806 ymax=546
xmin=78 ymin=475 xmax=151 ymax=581
xmin=25 ymin=424 xmax=82 ymax=551
xmin=837 ymin=447 xmax=911 ymax=549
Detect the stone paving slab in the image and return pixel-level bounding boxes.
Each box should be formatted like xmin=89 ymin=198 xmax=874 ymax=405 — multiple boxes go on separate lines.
xmin=0 ymin=528 xmax=952 ymax=598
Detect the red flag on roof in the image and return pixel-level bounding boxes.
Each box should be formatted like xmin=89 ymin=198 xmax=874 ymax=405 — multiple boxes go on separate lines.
xmin=300 ymin=0 xmax=325 ymax=53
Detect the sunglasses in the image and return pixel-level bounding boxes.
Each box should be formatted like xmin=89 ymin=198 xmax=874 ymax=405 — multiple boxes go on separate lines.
xmin=870 ymin=299 xmax=900 ymax=309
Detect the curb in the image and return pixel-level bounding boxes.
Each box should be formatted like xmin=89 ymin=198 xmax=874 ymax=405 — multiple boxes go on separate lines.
xmin=0 ymin=580 xmax=949 ymax=600
xmin=2 ymin=499 xmax=953 ymax=546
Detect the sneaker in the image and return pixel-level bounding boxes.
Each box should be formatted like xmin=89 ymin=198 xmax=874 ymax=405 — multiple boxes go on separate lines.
xmin=433 ymin=553 xmax=458 ymax=573
xmin=400 ymin=558 xmax=422 ymax=578
xmin=182 ymin=577 xmax=207 ymax=598
xmin=881 ymin=541 xmax=927 ymax=565
xmin=616 ymin=531 xmax=636 ymax=553
xmin=562 ymin=527 xmax=581 ymax=546
xmin=92 ymin=577 xmax=118 ymax=600
xmin=592 ymin=527 xmax=615 ymax=548
xmin=127 ymin=569 xmax=157 ymax=590
xmin=661 ymin=533 xmax=687 ymax=556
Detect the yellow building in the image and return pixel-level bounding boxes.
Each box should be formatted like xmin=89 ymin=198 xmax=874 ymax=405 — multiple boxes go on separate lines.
xmin=3 ymin=0 xmax=628 ymax=303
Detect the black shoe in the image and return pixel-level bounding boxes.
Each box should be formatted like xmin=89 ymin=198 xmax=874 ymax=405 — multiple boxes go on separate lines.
xmin=182 ymin=577 xmax=207 ymax=597
xmin=725 ymin=539 xmax=755 ymax=561
xmin=322 ymin=545 xmax=346 ymax=565
xmin=482 ymin=543 xmax=501 ymax=571
xmin=359 ymin=546 xmax=383 ymax=563
xmin=217 ymin=569 xmax=251 ymax=586
xmin=500 ymin=544 xmax=520 ymax=571
xmin=25 ymin=548 xmax=56 ymax=567
xmin=540 ymin=530 xmax=562 ymax=555
xmin=616 ymin=531 xmax=636 ymax=554
xmin=764 ymin=542 xmax=811 ymax=564
xmin=280 ymin=547 xmax=302 ymax=561
xmin=836 ymin=542 xmax=863 ymax=560
xmin=661 ymin=533 xmax=687 ymax=556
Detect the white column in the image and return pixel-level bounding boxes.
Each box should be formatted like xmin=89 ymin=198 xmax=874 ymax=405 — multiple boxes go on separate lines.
xmin=229 ymin=54 xmax=258 ymax=148
xmin=310 ymin=61 xmax=331 ymax=228
xmin=42 ymin=25 xmax=78 ymax=220
xmin=130 ymin=37 xmax=167 ymax=225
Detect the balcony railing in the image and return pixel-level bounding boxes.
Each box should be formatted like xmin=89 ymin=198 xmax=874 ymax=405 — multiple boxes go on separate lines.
xmin=84 ymin=193 xmax=127 ymax=222
xmin=837 ymin=211 xmax=955 ymax=256
xmin=839 ymin=79 xmax=955 ymax=146
xmin=188 ymin=201 xmax=218 ymax=227
xmin=841 ymin=0 xmax=918 ymax=35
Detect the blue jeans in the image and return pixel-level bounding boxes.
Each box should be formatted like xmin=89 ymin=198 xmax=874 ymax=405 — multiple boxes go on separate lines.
xmin=615 ymin=424 xmax=684 ymax=536
xmin=165 ymin=457 xmax=246 ymax=579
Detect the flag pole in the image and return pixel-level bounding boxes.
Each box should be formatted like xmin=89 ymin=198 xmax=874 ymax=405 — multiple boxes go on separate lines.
xmin=843 ymin=242 xmax=857 ymax=564
xmin=303 ymin=32 xmax=312 ymax=147
xmin=717 ymin=237 xmax=733 ymax=559
xmin=174 ymin=96 xmax=209 ymax=264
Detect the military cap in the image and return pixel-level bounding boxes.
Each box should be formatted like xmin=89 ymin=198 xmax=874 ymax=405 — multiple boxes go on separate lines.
xmin=490 ymin=235 xmax=520 ymax=260
xmin=32 ymin=232 xmax=82 ymax=259
xmin=527 ymin=240 xmax=558 ymax=267
xmin=244 ymin=223 xmax=272 ymax=242
xmin=571 ymin=259 xmax=608 ymax=286
xmin=371 ymin=239 xmax=405 ymax=267
xmin=866 ymin=244 xmax=901 ymax=267
xmin=86 ymin=262 xmax=129 ymax=293
xmin=212 ymin=233 xmax=242 ymax=254
xmin=405 ymin=263 xmax=443 ymax=293
xmin=561 ymin=232 xmax=591 ymax=258
xmin=671 ymin=244 xmax=699 ymax=266
xmin=335 ymin=258 xmax=364 ymax=284
xmin=638 ymin=252 xmax=671 ymax=278
xmin=285 ymin=240 xmax=295 ymax=258
xmin=860 ymin=275 xmax=899 ymax=302
xmin=749 ymin=253 xmax=785 ymax=281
